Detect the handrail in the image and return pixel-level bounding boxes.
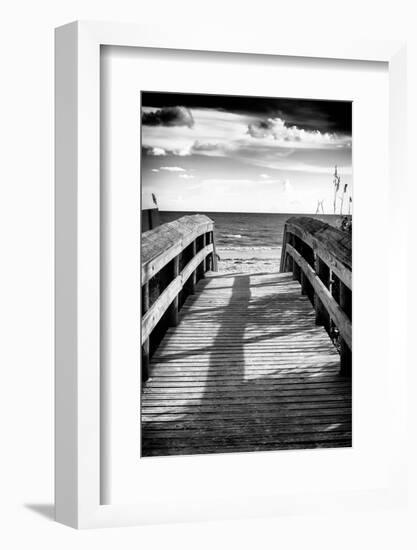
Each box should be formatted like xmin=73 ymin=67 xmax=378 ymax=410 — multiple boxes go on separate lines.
xmin=280 ymin=216 xmax=351 ymax=289
xmin=286 ymin=244 xmax=352 ymax=349
xmin=142 ymin=242 xmax=214 ymax=342
xmin=141 ymin=214 xmax=217 ymax=380
xmin=142 ymin=214 xmax=216 ymax=284
xmin=280 ymin=216 xmax=352 ymax=375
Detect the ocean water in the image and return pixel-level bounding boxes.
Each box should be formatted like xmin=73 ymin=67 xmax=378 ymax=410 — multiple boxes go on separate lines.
xmin=159 ymin=211 xmax=344 ymax=250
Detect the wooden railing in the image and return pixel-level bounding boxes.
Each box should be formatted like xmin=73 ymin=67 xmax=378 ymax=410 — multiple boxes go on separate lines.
xmin=280 ymin=216 xmax=352 ymax=376
xmin=141 ymin=214 xmax=217 ymax=380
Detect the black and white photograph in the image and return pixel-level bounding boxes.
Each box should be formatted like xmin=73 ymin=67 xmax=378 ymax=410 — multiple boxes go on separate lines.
xmin=2 ymin=0 xmax=411 ymax=540
xmin=140 ymin=91 xmax=352 ymax=457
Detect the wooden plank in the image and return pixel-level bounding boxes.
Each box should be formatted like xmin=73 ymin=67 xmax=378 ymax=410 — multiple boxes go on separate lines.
xmin=148 ymin=370 xmax=342 ymax=378
xmin=148 ymin=384 xmax=348 ymax=392
xmin=144 ymin=385 xmax=350 ymax=396
xmin=143 ymin=427 xmax=353 ymax=439
xmin=143 ymin=400 xmax=351 ymax=414
xmin=150 ymin=363 xmax=339 ymax=371
xmin=152 ymin=356 xmax=336 ymax=363
xmin=148 ymin=363 xmax=339 ymax=370
xmin=148 ymin=374 xmax=345 ymax=381
xmin=142 ymin=413 xmax=352 ymax=423
xmin=144 ymin=421 xmax=352 ymax=432
xmin=146 ymin=382 xmax=348 ymax=390
xmin=143 ymin=403 xmax=352 ymax=413
xmin=143 ymin=412 xmax=351 ymax=425
xmin=143 ymin=389 xmax=351 ymax=400
xmin=143 ymin=423 xmax=352 ymax=439
xmin=142 ymin=431 xmax=352 ymax=448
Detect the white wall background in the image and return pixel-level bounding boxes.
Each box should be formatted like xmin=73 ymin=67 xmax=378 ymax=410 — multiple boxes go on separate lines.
xmin=0 ymin=0 xmax=416 ymax=547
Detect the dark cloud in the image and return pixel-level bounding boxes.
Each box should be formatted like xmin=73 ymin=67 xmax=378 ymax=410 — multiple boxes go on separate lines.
xmin=247 ymin=119 xmax=276 ymax=139
xmin=141 ymin=106 xmax=194 ymax=128
xmin=141 ymin=91 xmax=352 ymax=134
xmin=142 ymin=145 xmax=167 ymax=156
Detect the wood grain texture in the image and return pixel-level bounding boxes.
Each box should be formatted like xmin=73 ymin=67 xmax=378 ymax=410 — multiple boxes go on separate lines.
xmin=282 ymin=217 xmax=352 ymax=289
xmin=142 ymin=272 xmax=352 ymax=457
xmin=142 ymin=214 xmax=214 ymax=284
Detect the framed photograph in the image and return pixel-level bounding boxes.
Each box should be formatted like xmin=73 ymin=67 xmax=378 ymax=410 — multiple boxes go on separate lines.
xmin=55 ymin=21 xmax=407 ymax=528
xmin=139 ymin=90 xmax=353 ymax=460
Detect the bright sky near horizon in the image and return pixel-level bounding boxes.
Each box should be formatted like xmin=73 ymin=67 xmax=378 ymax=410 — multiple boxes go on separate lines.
xmin=141 ymin=93 xmax=352 ymax=214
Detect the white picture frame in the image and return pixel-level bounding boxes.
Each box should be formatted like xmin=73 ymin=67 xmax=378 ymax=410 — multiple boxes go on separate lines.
xmin=55 ymin=20 xmax=407 ymax=529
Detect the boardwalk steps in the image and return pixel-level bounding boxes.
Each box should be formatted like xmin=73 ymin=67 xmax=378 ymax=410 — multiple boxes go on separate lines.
xmin=142 ymin=271 xmax=352 ymax=457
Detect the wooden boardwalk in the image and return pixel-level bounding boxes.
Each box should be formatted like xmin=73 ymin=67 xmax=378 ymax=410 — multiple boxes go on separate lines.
xmin=141 ymin=271 xmax=352 ymax=457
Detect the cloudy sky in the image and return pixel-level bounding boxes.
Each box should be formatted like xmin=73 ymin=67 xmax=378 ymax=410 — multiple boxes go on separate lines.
xmin=141 ymin=92 xmax=352 ymax=214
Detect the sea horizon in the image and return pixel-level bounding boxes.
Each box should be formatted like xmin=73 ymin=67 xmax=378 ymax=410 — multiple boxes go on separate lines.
xmin=158 ymin=209 xmax=350 ymax=217
xmin=159 ymin=210 xmax=345 ymax=249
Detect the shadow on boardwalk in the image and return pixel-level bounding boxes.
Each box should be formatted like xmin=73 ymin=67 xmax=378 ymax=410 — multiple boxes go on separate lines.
xmin=141 ymin=271 xmax=352 ymax=457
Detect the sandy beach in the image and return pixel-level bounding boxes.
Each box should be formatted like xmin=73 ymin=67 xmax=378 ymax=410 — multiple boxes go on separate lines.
xmin=215 ymin=246 xmax=282 ymax=274
xmin=160 ymin=211 xmax=346 ymax=276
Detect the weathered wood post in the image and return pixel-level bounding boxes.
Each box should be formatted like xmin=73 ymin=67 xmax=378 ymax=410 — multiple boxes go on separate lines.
xmin=339 ymin=281 xmax=352 ymax=377
xmin=196 ymin=235 xmax=205 ymax=280
xmin=203 ymin=232 xmax=210 ymax=273
xmin=167 ymin=255 xmax=180 ymax=327
xmin=142 ymin=282 xmax=150 ymax=381
xmin=300 ymin=271 xmax=307 ymax=295
xmin=284 ymin=231 xmax=294 ymax=273
xmin=285 ymin=252 xmax=294 ymax=272
xmin=290 ymin=236 xmax=301 ymax=282
xmin=280 ymin=227 xmax=290 ymax=272
xmin=190 ymin=239 xmax=197 ymax=294
xmin=189 ymin=239 xmax=197 ymax=294
xmin=205 ymin=232 xmax=211 ymax=271
xmin=211 ymin=230 xmax=218 ymax=271
xmin=299 ymin=242 xmax=308 ymax=296
xmin=314 ymin=255 xmax=330 ymax=329
xmin=293 ymin=260 xmax=300 ymax=282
